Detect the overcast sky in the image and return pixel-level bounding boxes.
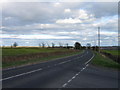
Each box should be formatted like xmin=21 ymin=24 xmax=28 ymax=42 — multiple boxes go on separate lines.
xmin=0 ymin=2 xmax=118 ymax=46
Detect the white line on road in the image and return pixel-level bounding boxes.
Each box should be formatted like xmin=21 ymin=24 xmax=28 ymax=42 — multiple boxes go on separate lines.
xmin=85 ymin=54 xmax=95 ymax=65
xmin=62 ymin=83 xmax=67 ymax=88
xmin=2 ymin=55 xmax=83 ymax=82
xmin=1 ymin=68 xmax=42 ymax=81
xmin=61 ymin=52 xmax=94 ymax=88
xmin=2 ymin=50 xmax=88 ymax=82
xmin=62 ymin=63 xmax=89 ymax=88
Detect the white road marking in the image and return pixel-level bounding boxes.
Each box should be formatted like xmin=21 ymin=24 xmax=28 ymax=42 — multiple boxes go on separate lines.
xmin=86 ymin=64 xmax=89 ymax=67
xmin=62 ymin=83 xmax=67 ymax=87
xmin=85 ymin=54 xmax=95 ymax=65
xmin=68 ymin=79 xmax=72 ymax=83
xmin=72 ymin=76 xmax=75 ymax=79
xmin=81 ymin=69 xmax=83 ymax=71
xmin=62 ymin=63 xmax=90 ymax=88
xmin=0 ymin=68 xmax=42 ymax=81
xmin=2 ymin=50 xmax=89 ymax=83
xmin=58 ymin=61 xmax=68 ymax=65
xmin=58 ymin=59 xmax=73 ymax=65
xmin=62 ymin=52 xmax=94 ymax=87
xmin=82 ymin=67 xmax=85 ymax=70
xmin=76 ymin=73 xmax=79 ymax=76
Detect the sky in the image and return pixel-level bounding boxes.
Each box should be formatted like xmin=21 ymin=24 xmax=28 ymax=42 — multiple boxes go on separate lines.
xmin=0 ymin=2 xmax=118 ymax=46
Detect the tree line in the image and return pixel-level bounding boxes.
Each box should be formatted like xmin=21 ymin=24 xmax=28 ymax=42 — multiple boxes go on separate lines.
xmin=9 ymin=42 xmax=82 ymax=49
xmin=8 ymin=42 xmax=100 ymax=51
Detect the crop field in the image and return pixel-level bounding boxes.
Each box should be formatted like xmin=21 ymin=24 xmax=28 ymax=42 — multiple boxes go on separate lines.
xmin=2 ymin=47 xmax=82 ymax=68
xmin=2 ymin=48 xmax=70 ymax=57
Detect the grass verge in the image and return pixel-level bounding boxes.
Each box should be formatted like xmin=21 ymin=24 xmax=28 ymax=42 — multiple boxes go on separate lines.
xmin=2 ymin=50 xmax=83 ymax=69
xmin=91 ymin=51 xmax=120 ymax=70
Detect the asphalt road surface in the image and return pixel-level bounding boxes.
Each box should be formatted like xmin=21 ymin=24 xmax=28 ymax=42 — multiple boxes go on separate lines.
xmin=2 ymin=50 xmax=119 ymax=88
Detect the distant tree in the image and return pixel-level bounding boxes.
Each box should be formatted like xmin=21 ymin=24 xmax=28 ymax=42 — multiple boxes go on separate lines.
xmin=13 ymin=42 xmax=18 ymax=48
xmin=47 ymin=43 xmax=50 ymax=48
xmin=92 ymin=46 xmax=96 ymax=50
xmin=11 ymin=45 xmax=13 ymax=48
xmin=81 ymin=46 xmax=86 ymax=49
xmin=39 ymin=43 xmax=41 ymax=48
xmin=52 ymin=43 xmax=55 ymax=48
xmin=74 ymin=42 xmax=81 ymax=49
xmin=66 ymin=43 xmax=69 ymax=48
xmin=95 ymin=46 xmax=99 ymax=51
xmin=42 ymin=42 xmax=45 ymax=48
xmin=59 ymin=43 xmax=62 ymax=48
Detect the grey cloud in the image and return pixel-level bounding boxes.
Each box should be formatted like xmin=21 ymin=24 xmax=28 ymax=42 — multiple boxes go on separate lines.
xmin=82 ymin=2 xmax=118 ymax=18
xmin=1 ymin=2 xmax=118 ymax=46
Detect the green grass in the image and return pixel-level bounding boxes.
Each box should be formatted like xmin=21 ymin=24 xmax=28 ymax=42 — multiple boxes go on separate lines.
xmin=100 ymin=50 xmax=119 ymax=55
xmin=2 ymin=48 xmax=70 ymax=57
xmin=92 ymin=51 xmax=120 ymax=70
xmin=2 ymin=50 xmax=82 ymax=68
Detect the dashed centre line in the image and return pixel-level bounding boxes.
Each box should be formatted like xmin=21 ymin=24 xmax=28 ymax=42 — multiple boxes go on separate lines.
xmin=62 ymin=64 xmax=89 ymax=88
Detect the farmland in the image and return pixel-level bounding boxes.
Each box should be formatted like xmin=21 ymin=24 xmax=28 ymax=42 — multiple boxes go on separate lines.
xmin=100 ymin=50 xmax=119 ymax=56
xmin=2 ymin=47 xmax=82 ymax=68
xmin=2 ymin=48 xmax=72 ymax=57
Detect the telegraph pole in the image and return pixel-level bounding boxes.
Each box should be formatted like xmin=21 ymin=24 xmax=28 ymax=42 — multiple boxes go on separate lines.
xmin=98 ymin=27 xmax=100 ymax=52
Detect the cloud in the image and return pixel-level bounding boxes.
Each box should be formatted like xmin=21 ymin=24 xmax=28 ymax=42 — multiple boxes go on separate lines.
xmin=64 ymin=8 xmax=71 ymax=13
xmin=1 ymin=2 xmax=118 ymax=46
xmin=56 ymin=18 xmax=82 ymax=24
xmin=4 ymin=17 xmax=12 ymax=20
xmin=1 ymin=34 xmax=72 ymax=40
xmin=53 ymin=3 xmax=61 ymax=7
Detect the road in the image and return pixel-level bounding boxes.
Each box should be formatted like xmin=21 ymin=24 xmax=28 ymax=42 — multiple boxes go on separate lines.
xmin=2 ymin=50 xmax=119 ymax=88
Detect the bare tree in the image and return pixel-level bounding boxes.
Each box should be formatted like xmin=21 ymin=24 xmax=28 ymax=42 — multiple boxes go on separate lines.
xmin=11 ymin=45 xmax=13 ymax=48
xmin=42 ymin=42 xmax=45 ymax=48
xmin=39 ymin=43 xmax=41 ymax=48
xmin=47 ymin=43 xmax=50 ymax=48
xmin=59 ymin=42 xmax=62 ymax=48
xmin=52 ymin=43 xmax=55 ymax=48
xmin=66 ymin=43 xmax=69 ymax=48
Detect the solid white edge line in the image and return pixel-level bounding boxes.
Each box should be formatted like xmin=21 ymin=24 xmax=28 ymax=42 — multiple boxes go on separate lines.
xmin=85 ymin=53 xmax=95 ymax=65
xmin=62 ymin=83 xmax=67 ymax=87
xmin=0 ymin=68 xmax=42 ymax=81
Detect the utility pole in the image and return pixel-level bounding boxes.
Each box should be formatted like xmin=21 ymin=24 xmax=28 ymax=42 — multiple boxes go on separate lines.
xmin=98 ymin=27 xmax=100 ymax=52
